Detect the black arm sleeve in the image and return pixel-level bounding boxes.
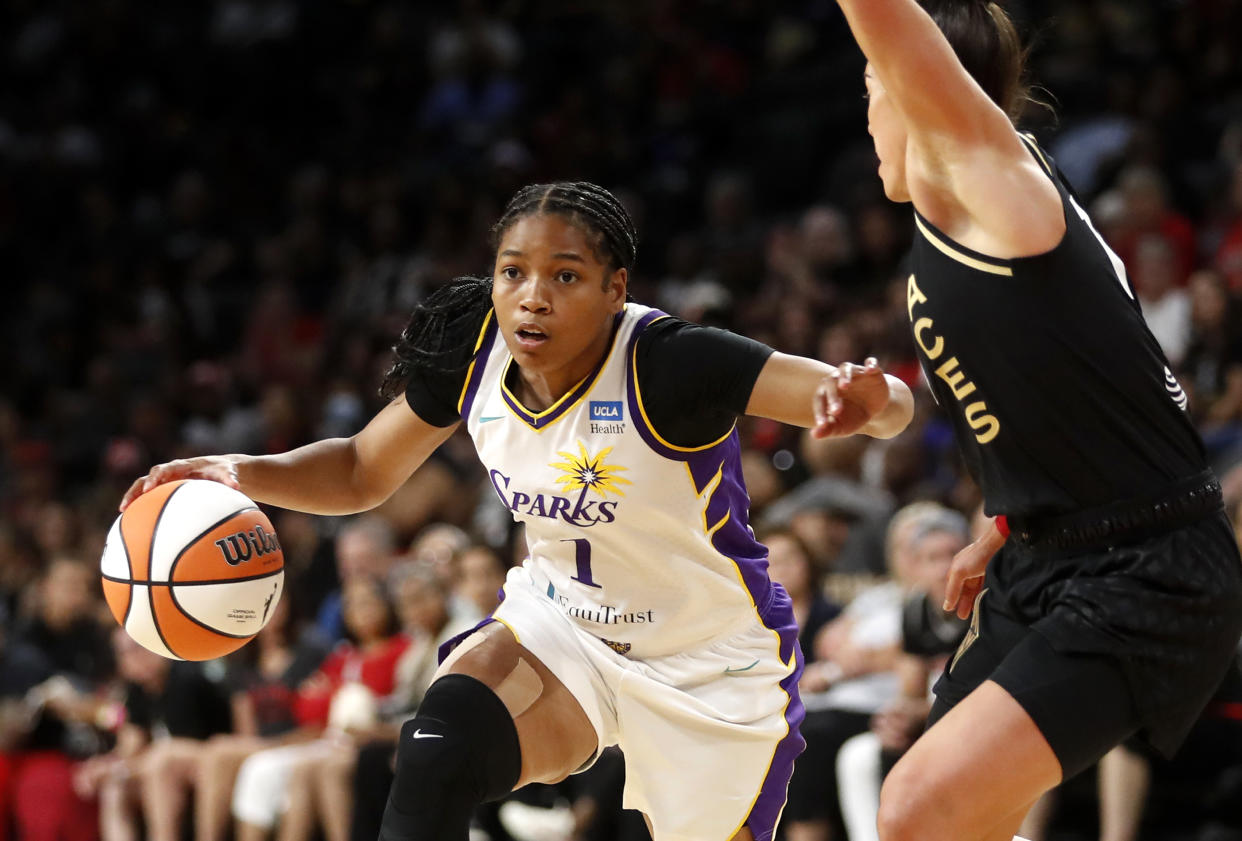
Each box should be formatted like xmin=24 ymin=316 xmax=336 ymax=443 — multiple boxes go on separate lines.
xmin=634 ymin=318 xmax=775 ymax=448
xmin=402 ymin=315 xmax=485 ymax=427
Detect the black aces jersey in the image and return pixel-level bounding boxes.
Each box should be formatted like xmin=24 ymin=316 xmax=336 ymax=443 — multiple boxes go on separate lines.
xmin=908 ymin=135 xmax=1206 ymax=518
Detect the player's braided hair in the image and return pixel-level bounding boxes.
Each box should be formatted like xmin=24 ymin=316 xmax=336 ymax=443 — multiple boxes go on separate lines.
xmin=379 ymin=182 xmax=638 ymax=401
xmin=379 ymin=274 xmax=494 ymax=400
xmin=490 ymin=182 xmax=638 ymax=274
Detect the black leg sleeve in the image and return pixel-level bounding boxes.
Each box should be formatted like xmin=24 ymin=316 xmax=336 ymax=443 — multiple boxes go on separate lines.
xmin=378 ymin=674 xmax=523 ymax=841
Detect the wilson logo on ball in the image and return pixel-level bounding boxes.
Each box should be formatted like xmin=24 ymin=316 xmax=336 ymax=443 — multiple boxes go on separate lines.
xmin=214 ymin=525 xmax=281 ymax=566
xmin=102 ymin=479 xmax=286 ymax=662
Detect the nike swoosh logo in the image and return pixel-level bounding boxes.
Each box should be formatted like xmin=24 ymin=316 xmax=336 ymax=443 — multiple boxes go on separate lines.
xmin=478 ymin=416 xmax=504 ymax=424
xmin=723 ymin=659 xmax=759 ymax=675
xmin=411 ymin=729 xmax=443 ymax=739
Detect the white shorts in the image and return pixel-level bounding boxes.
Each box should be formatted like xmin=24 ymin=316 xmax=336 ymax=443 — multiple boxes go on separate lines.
xmin=485 ymin=566 xmax=806 ymax=841
xmin=231 ymin=739 xmax=340 ymax=828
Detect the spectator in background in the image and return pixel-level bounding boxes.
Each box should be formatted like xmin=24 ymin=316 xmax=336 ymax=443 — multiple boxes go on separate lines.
xmin=419 ymin=11 xmax=523 ymax=160
xmin=762 ymin=433 xmax=896 ymax=577
xmin=315 ymin=516 xmax=399 ymax=644
xmin=230 ymin=576 xmax=408 ymax=841
xmin=1213 ymin=161 xmax=1242 ymax=291
xmin=762 ymin=529 xmax=842 ymax=673
xmin=0 ymin=523 xmax=39 ymax=624
xmin=782 ymin=502 xmax=946 ymax=841
xmin=73 ymin=629 xmax=232 ymax=841
xmin=405 ymin=522 xmax=483 ymax=623
xmin=835 ymin=508 xmax=970 ymax=841
xmin=453 ymin=543 xmax=509 ymax=625
xmin=656 ymin=232 xmax=729 ymax=324
xmin=1133 ymin=234 xmax=1192 ymax=366
xmin=7 ymin=558 xmax=114 ymax=841
xmin=194 ymin=595 xmax=330 ymax=841
xmin=701 ymin=171 xmax=766 ymax=298
xmin=1180 ymin=270 xmax=1242 ymax=454
xmin=1115 ymin=165 xmax=1197 ymax=286
xmin=269 ymin=510 xmax=337 ymax=645
xmin=406 ymin=522 xmax=471 ymax=590
xmin=0 ymin=619 xmax=59 ymax=841
xmin=801 ymin=205 xmax=862 ymax=296
xmin=349 ymin=560 xmax=474 ymax=841
xmin=851 ymin=202 xmax=909 ymax=294
xmin=263 ymin=564 xmax=454 ymax=841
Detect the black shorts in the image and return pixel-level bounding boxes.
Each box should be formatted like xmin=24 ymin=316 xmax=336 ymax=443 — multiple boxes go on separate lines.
xmin=928 ymin=509 xmax=1242 ymax=780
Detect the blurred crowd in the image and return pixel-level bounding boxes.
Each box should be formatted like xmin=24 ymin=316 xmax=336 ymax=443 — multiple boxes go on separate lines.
xmin=3 ymin=1 xmax=1242 ymax=841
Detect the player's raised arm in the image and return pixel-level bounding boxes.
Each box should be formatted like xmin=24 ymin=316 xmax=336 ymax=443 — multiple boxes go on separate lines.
xmin=746 ymin=353 xmax=913 ymax=440
xmin=120 ymin=396 xmax=456 ymax=515
xmin=839 ymin=0 xmax=1009 ymax=150
xmin=839 ymin=0 xmax=1063 ymax=253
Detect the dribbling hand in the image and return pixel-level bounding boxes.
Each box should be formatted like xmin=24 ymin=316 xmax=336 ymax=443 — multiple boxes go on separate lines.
xmin=119 ymin=456 xmax=241 ymax=512
xmin=811 ymin=357 xmax=890 ymax=438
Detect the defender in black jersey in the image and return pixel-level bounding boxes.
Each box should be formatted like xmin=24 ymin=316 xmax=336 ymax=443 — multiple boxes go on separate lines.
xmin=836 ymin=2 xmax=1242 ymax=841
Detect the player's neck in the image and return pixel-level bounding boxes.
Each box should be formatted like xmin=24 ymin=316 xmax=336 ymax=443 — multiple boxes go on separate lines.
xmin=512 ymin=367 xmax=582 ymax=412
xmin=510 ymin=320 xmax=615 ymax=411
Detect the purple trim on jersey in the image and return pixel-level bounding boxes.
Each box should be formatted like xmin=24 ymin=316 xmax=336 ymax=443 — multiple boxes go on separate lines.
xmin=459 ymin=315 xmax=500 ymax=422
xmin=747 ymin=584 xmax=807 ymax=841
xmin=687 ymin=436 xmax=773 ymax=611
xmin=436 ymin=617 xmax=495 ymax=664
xmin=624 ymin=306 xmax=805 ymax=838
xmin=624 ymin=308 xmax=774 ymax=612
xmin=500 ymin=311 xmax=624 ymax=430
xmin=436 ymin=585 xmax=507 ymax=663
xmin=624 ymin=308 xmax=686 ymax=461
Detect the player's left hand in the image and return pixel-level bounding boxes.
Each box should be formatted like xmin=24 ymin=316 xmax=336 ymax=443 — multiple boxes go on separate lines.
xmin=811 ymin=357 xmax=890 ymax=438
xmin=943 ymin=532 xmax=998 ymax=620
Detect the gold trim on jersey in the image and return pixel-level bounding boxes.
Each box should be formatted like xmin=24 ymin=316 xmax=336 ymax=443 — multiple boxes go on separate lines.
xmin=729 ymin=690 xmax=797 ymax=841
xmin=492 ymin=615 xmax=522 ymax=645
xmin=498 ymin=312 xmax=624 ymax=432
xmin=913 ymin=215 xmax=1015 ymax=277
xmin=456 ymin=309 xmax=496 ymax=415
xmin=689 ymin=462 xmax=725 ymax=534
xmin=724 ymin=574 xmax=800 ymax=840
xmin=630 ymin=317 xmax=739 ymax=453
xmin=1019 ymin=133 xmax=1054 ymax=177
xmin=949 ymin=588 xmax=988 ymax=673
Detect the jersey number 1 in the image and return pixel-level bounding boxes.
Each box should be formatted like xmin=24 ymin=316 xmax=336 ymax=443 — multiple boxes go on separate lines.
xmin=562 ymin=538 xmax=602 ymax=589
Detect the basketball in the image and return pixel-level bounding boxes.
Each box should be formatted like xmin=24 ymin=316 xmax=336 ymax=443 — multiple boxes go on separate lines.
xmin=100 ymin=479 xmax=285 ymax=661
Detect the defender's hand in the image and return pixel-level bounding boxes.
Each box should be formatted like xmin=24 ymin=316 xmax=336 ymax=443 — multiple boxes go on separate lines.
xmin=120 ymin=456 xmax=241 ymax=511
xmin=943 ymin=519 xmax=1006 ymax=619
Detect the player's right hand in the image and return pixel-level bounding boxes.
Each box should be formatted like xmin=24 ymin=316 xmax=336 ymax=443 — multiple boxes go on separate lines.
xmin=119 ymin=456 xmax=241 ymax=512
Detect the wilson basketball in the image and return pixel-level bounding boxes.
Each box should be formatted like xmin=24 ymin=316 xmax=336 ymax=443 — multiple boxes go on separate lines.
xmin=101 ymin=479 xmax=285 ymax=661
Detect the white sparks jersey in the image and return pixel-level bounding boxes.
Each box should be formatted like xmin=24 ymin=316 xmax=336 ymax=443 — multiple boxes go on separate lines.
xmin=460 ymin=304 xmax=778 ymax=659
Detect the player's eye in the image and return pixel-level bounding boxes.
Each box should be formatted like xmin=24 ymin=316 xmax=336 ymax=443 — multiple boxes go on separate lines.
xmin=501 ymin=266 xmax=521 ymax=280
xmin=557 ymin=271 xmax=578 ymax=284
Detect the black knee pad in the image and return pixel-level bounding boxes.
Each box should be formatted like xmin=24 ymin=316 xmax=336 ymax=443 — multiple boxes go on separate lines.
xmin=379 ymin=674 xmax=522 ymax=841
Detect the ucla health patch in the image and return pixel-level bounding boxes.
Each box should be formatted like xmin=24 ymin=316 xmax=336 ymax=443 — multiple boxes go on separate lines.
xmin=589 ymin=401 xmax=624 ymax=421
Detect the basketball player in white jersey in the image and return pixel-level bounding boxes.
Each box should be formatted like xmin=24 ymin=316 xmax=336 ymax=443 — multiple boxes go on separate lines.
xmin=122 ymin=181 xmax=914 ymax=841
